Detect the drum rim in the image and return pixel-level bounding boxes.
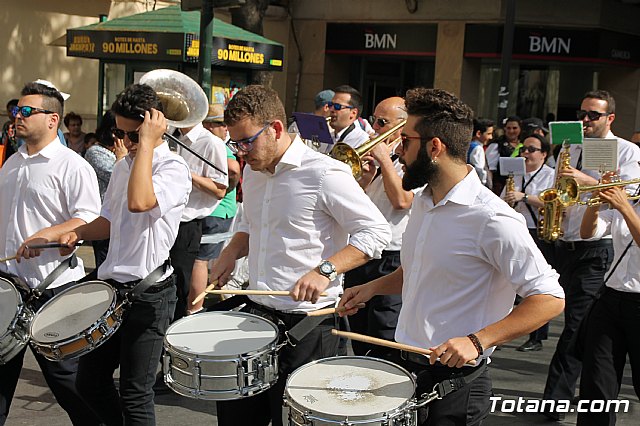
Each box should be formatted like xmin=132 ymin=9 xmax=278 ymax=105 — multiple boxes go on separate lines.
xmin=164 ymin=311 xmax=280 ymax=359
xmin=0 ymin=278 xmax=23 ymax=329
xmin=29 ymin=280 xmax=116 ymax=342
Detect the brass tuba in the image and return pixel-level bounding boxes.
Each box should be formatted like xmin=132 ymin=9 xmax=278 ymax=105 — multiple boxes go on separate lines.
xmin=538 ymin=142 xmax=571 ymax=242
xmin=330 ymin=120 xmax=406 ymax=179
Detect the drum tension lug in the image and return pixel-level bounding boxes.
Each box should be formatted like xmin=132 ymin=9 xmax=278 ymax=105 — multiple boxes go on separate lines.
xmin=283 ymin=331 xmax=296 ymax=348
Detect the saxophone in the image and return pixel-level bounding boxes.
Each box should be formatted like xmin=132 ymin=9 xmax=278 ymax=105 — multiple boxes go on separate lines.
xmin=505 ymin=172 xmax=516 ymax=207
xmin=538 ymin=142 xmax=571 ymax=242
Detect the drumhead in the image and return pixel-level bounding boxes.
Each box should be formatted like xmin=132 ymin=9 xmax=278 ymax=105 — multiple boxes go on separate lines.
xmin=30 ymin=281 xmax=115 ymax=342
xmin=286 ymin=356 xmax=415 ymax=417
xmin=165 ymin=311 xmax=278 ymax=356
xmin=0 ymin=278 xmax=21 ymax=332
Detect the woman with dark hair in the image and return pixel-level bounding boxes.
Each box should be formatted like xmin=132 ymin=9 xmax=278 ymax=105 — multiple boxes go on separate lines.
xmin=63 ymin=111 xmax=86 ymax=154
xmin=83 ymin=111 xmax=127 ymax=267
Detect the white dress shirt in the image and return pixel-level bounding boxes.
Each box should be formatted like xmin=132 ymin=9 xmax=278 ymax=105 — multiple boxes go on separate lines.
xmin=332 ymin=124 xmax=370 ymax=149
xmin=237 ymin=135 xmax=391 ymax=312
xmin=592 ymin=203 xmax=640 ymax=293
xmin=499 ymin=164 xmax=555 ymax=229
xmin=0 ymin=138 xmax=101 ymax=289
xmin=396 ymin=169 xmax=563 ymax=359
xmin=559 ymin=133 xmax=640 ymax=241
xmin=468 ymin=142 xmax=489 ymax=186
xmin=98 ymin=143 xmax=192 ymax=283
xmin=365 ymin=157 xmax=415 ymax=251
xmin=485 ymin=142 xmax=500 ymax=171
xmin=177 ymin=123 xmax=229 ymax=221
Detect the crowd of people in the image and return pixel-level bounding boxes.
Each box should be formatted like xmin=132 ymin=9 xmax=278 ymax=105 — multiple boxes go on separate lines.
xmin=0 ymin=77 xmax=638 ymax=426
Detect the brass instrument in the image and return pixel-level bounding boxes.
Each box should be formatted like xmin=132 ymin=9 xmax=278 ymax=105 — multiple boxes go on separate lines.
xmin=538 ymin=142 xmax=571 ymax=242
xmin=556 ymin=176 xmax=640 ymax=206
xmin=505 ymin=173 xmax=516 ymax=207
xmin=330 ymin=119 xmax=406 ymax=179
xmin=138 ymin=69 xmax=226 ymax=175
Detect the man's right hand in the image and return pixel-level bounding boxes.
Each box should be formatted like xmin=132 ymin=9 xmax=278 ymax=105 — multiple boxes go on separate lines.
xmin=210 ymin=249 xmax=238 ymax=288
xmin=58 ymin=231 xmax=81 ymax=256
xmin=337 ymin=284 xmax=376 ymax=317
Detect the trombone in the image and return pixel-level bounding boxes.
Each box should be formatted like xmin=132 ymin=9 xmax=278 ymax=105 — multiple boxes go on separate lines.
xmin=556 ymin=176 xmax=640 ymax=206
xmin=330 ymin=119 xmax=406 ymax=179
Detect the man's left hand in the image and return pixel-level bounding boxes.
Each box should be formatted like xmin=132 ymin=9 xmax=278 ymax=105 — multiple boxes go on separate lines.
xmin=291 ymin=269 xmax=330 ymax=303
xmin=429 ymin=336 xmax=480 ymax=368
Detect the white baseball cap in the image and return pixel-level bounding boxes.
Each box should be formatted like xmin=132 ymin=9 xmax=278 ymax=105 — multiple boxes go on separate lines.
xmin=33 ymin=79 xmax=70 ymax=101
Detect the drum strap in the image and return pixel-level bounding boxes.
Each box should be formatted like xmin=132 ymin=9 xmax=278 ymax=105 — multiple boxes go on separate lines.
xmin=32 ymin=254 xmax=78 ymax=298
xmin=285 ymin=315 xmax=328 ymax=347
xmin=418 ymin=359 xmax=488 ymax=406
xmin=123 ymin=259 xmax=170 ymax=304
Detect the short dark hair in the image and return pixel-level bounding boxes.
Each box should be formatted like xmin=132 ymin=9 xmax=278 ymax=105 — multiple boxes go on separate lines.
xmin=473 ymin=118 xmax=494 ymax=136
xmin=6 ymin=99 xmax=18 ymax=109
xmin=21 ymin=82 xmax=64 ymax=118
xmin=224 ymin=85 xmax=286 ymax=127
xmin=64 ymin=111 xmax=83 ymax=127
xmin=583 ymin=90 xmax=615 ymax=114
xmin=333 ymin=85 xmax=363 ymax=112
xmin=522 ymin=133 xmax=550 ymax=155
xmin=405 ymin=88 xmax=474 ymax=162
xmin=84 ymin=132 xmax=97 ymax=144
xmin=503 ymin=115 xmax=522 ymax=127
xmin=111 ymin=83 xmax=163 ymax=120
xmin=95 ymin=110 xmax=117 ymax=148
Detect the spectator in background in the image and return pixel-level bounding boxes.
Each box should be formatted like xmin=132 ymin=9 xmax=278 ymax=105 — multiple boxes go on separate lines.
xmin=83 ymin=132 xmax=98 ymax=155
xmin=63 ymin=111 xmax=86 ymax=154
xmin=486 ymin=115 xmax=522 ymax=195
xmin=468 ymin=118 xmax=494 ymax=188
xmin=630 ymin=130 xmax=640 ymax=147
xmin=1 ymin=99 xmax=19 ymax=159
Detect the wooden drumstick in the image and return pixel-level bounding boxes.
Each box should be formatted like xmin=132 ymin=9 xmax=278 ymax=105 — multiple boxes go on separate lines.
xmin=307 ymin=303 xmax=366 ymax=316
xmin=331 ymin=329 xmax=477 ymax=366
xmin=0 ymin=255 xmax=17 ymax=262
xmin=206 ymin=289 xmax=328 ymax=297
xmin=191 ymin=280 xmax=219 ymax=305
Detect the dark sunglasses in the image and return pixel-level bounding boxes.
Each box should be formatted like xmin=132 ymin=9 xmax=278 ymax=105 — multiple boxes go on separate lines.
xmin=226 ymin=122 xmax=271 ymax=154
xmin=400 ymin=134 xmax=426 ymax=149
xmin=11 ymin=105 xmax=54 ymax=118
xmin=520 ymin=146 xmax=543 ymax=153
xmin=328 ymin=102 xmax=355 ymax=111
xmin=576 ymin=110 xmax=609 ymax=121
xmin=112 ymin=127 xmax=140 ymax=143
xmin=369 ymin=116 xmax=390 ymax=127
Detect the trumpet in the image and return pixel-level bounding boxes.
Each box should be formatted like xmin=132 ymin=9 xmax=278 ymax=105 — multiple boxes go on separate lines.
xmin=556 ymin=176 xmax=640 ymax=206
xmin=330 ymin=119 xmax=406 ymax=179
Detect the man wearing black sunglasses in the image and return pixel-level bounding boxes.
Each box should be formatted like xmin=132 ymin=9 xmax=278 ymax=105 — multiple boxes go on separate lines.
xmin=328 ymin=85 xmax=370 ymax=149
xmin=0 ymin=81 xmax=102 ymax=426
xmin=542 ymin=89 xmax=640 ymax=421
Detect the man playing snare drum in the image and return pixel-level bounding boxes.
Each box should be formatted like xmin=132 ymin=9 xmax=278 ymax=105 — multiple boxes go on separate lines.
xmin=210 ymin=85 xmax=391 ymax=426
xmin=0 ymin=81 xmax=101 ymax=425
xmin=339 ymin=88 xmax=565 ymax=426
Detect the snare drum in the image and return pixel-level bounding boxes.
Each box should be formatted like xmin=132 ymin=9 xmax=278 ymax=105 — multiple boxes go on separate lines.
xmin=285 ymin=356 xmax=417 ymax=426
xmin=30 ymin=281 xmax=123 ymax=361
xmin=0 ymin=278 xmax=33 ymax=364
xmin=163 ymin=311 xmax=279 ymax=400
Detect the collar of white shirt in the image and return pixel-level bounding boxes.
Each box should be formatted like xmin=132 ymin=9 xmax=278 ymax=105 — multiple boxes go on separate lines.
xmin=180 ymin=122 xmax=206 ymax=146
xmin=18 ymin=136 xmax=64 ymax=159
xmin=125 ymin=141 xmax=172 ymax=167
xmin=270 ymin=135 xmax=305 ymax=174
xmin=422 ymin=167 xmax=480 ymax=209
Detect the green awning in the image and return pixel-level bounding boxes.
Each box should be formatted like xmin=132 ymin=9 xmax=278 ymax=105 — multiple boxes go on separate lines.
xmin=66 ymin=6 xmax=284 ymax=71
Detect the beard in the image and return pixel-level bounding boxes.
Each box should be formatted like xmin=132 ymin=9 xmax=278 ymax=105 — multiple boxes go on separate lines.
xmin=401 ymin=144 xmax=440 ymax=191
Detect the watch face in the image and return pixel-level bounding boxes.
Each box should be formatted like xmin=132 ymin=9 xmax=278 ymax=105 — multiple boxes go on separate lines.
xmin=320 ymin=262 xmax=332 ymax=274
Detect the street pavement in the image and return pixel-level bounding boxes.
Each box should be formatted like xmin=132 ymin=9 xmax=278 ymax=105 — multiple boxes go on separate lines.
xmin=5 ymin=247 xmax=638 ymax=425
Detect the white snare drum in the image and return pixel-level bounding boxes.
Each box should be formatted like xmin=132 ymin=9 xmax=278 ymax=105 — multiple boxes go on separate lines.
xmin=285 ymin=356 xmax=417 ymax=426
xmin=0 ymin=278 xmax=33 ymax=364
xmin=163 ymin=311 xmax=279 ymax=400
xmin=30 ymin=281 xmax=123 ymax=361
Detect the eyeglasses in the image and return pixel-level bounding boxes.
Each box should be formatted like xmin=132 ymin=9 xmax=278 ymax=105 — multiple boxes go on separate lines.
xmin=328 ymin=102 xmax=355 ymax=111
xmin=11 ymin=105 xmax=54 ymax=118
xmin=226 ymin=122 xmax=271 ymax=154
xmin=400 ymin=134 xmax=427 ymax=149
xmin=112 ymin=127 xmax=140 ymax=143
xmin=369 ymin=116 xmax=390 ymax=127
xmin=576 ymin=110 xmax=609 ymax=121
xmin=520 ymin=146 xmax=543 ymax=154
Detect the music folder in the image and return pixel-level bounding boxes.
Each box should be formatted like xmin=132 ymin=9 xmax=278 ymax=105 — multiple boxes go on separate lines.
xmin=292 ymin=112 xmax=334 ymax=145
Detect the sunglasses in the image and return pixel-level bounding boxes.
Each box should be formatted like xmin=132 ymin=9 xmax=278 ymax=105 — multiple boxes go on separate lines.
xmin=11 ymin=105 xmax=54 ymax=118
xmin=328 ymin=102 xmax=355 ymax=111
xmin=400 ymin=134 xmax=426 ymax=149
xmin=369 ymin=116 xmax=390 ymax=127
xmin=226 ymin=122 xmax=271 ymax=154
xmin=112 ymin=127 xmax=140 ymax=143
xmin=520 ymin=146 xmax=543 ymax=153
xmin=576 ymin=110 xmax=609 ymax=121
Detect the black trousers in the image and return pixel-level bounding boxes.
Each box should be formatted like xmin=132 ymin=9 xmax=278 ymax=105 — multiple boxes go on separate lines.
xmin=543 ymin=240 xmax=613 ymax=405
xmin=527 ymin=229 xmax=554 ymax=342
xmin=343 ymin=250 xmax=402 ymax=355
xmin=169 ymin=219 xmax=202 ymax=321
xmin=0 ymin=282 xmax=101 ymax=426
xmin=216 ymin=303 xmax=345 ymax=426
xmin=577 ymin=287 xmax=640 ymax=426
xmin=75 ymin=277 xmax=177 ymax=426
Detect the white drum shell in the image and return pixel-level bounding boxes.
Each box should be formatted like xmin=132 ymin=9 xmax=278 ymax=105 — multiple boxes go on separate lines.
xmin=285 ymin=356 xmax=417 ymax=426
xmin=163 ymin=311 xmax=279 ymax=400
xmin=0 ymin=278 xmax=33 ymax=365
xmin=29 ymin=281 xmax=122 ymax=361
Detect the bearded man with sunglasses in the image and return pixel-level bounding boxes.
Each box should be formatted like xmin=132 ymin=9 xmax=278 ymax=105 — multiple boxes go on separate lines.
xmin=211 ymin=85 xmax=391 ymax=426
xmin=542 ymin=90 xmax=640 ymax=421
xmin=0 ymin=81 xmax=101 ymax=425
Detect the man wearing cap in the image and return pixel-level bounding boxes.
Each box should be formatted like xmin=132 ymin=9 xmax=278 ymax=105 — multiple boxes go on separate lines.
xmin=521 ymin=117 xmax=548 ymax=139
xmin=288 ymin=89 xmax=336 ymax=153
xmin=171 ymin=104 xmax=229 ymax=320
xmin=0 ymin=80 xmax=101 ymax=425
xmin=329 ymin=85 xmax=370 ymax=149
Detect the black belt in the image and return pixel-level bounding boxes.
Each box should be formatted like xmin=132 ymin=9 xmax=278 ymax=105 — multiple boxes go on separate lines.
xmin=246 ymin=299 xmax=308 ymax=319
xmin=107 ymin=274 xmax=173 ymax=294
xmin=556 ymin=239 xmax=613 ymax=251
xmin=400 ymin=350 xmax=485 ymax=369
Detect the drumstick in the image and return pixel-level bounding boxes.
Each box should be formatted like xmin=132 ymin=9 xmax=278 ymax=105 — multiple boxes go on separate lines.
xmin=191 ymin=280 xmax=218 ymax=305
xmin=206 ymin=289 xmax=328 ymax=297
xmin=307 ymin=303 xmax=365 ymax=316
xmin=331 ymin=329 xmax=477 ymax=366
xmin=0 ymin=255 xmax=17 ymax=262
xmin=0 ymin=243 xmax=83 ymax=262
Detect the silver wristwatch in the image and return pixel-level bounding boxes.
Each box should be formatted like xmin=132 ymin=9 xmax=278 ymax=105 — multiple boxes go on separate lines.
xmin=317 ymin=260 xmax=337 ymax=281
